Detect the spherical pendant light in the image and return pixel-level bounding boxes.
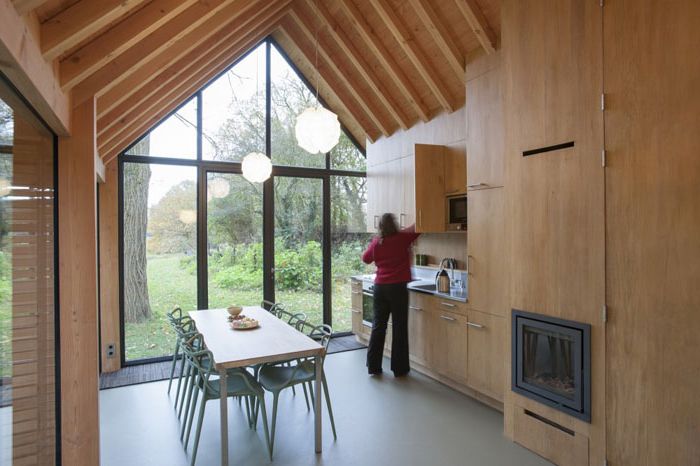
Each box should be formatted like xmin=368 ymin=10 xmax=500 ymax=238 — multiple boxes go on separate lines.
xmin=295 ymin=106 xmax=341 ymax=154
xmin=241 ymin=152 xmax=272 ymax=183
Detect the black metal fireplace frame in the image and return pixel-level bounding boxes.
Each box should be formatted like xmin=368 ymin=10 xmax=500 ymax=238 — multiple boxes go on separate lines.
xmin=511 ymin=309 xmax=591 ymax=422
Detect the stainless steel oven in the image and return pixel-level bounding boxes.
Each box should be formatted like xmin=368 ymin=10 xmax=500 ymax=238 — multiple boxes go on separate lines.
xmin=361 ymin=280 xmax=374 ymax=326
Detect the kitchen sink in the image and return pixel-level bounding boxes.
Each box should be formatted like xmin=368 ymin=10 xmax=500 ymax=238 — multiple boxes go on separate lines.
xmin=408 ymin=282 xmax=436 ymax=293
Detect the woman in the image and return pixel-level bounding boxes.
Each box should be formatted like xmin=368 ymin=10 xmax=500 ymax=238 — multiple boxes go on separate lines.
xmin=361 ymin=213 xmax=420 ymax=376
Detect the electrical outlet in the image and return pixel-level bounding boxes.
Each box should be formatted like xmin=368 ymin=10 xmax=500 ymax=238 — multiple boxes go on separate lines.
xmin=106 ymin=343 xmax=116 ymax=358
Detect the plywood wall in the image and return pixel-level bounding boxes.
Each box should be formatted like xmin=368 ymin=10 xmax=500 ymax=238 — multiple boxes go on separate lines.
xmin=604 ymin=1 xmax=700 ymax=464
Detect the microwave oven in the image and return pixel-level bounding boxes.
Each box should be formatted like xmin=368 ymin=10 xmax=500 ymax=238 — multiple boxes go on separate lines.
xmin=446 ymin=194 xmax=468 ymax=231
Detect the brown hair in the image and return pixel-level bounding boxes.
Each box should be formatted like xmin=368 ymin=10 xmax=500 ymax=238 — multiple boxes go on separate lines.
xmin=378 ymin=213 xmax=399 ymax=238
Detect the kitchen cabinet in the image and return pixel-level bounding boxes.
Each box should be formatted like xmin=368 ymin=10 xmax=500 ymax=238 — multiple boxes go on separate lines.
xmin=408 ymin=292 xmax=429 ymax=366
xmin=466 ymin=60 xmax=504 ymax=190
xmin=444 ymin=143 xmax=467 ymax=195
xmin=466 ymin=188 xmax=506 ymax=316
xmin=431 ymin=309 xmax=468 ymax=385
xmin=466 ymin=310 xmax=505 ymax=402
xmin=365 ymin=144 xmax=446 ymax=233
xmin=350 ymin=279 xmax=363 ymax=336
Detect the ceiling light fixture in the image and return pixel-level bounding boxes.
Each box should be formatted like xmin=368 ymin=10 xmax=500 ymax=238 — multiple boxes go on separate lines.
xmin=242 ymin=49 xmax=272 ymax=183
xmin=294 ymin=0 xmax=340 ymax=154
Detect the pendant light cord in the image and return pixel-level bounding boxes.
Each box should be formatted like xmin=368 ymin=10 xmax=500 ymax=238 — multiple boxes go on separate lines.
xmin=314 ymin=0 xmax=320 ymax=105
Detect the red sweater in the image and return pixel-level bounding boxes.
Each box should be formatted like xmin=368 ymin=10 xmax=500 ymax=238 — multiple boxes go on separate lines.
xmin=361 ymin=227 xmax=420 ymax=284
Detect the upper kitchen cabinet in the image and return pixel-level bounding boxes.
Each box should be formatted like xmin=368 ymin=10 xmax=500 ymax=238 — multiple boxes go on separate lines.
xmin=444 ymin=143 xmax=467 ymax=195
xmin=466 ymin=55 xmax=504 ymax=190
xmin=366 ymin=144 xmax=446 ymax=233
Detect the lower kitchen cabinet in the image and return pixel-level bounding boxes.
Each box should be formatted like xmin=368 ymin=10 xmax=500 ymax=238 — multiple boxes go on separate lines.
xmin=431 ymin=309 xmax=469 ymax=385
xmin=408 ymin=292 xmax=429 ymax=366
xmin=466 ymin=310 xmax=506 ymax=402
xmin=350 ymin=280 xmax=363 ymax=335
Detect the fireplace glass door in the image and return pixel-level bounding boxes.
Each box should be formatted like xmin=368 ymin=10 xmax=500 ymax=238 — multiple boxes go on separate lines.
xmin=522 ymin=324 xmax=576 ymax=400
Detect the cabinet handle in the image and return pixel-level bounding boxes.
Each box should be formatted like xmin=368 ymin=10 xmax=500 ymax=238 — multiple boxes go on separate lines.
xmin=440 ymin=315 xmax=456 ymax=322
xmin=467 ymin=183 xmax=489 ymax=190
xmin=400 ymin=213 xmax=406 ymax=228
xmin=351 ymin=291 xmax=361 ymax=295
xmin=409 ymin=306 xmax=423 ymax=311
xmin=466 ymin=255 xmax=472 ymax=275
xmin=373 ymin=215 xmax=379 ymax=229
xmin=440 ymin=302 xmax=456 ymax=308
xmin=351 ymin=310 xmax=361 ymax=314
xmin=418 ymin=209 xmax=422 ymax=227
xmin=466 ymin=321 xmax=485 ymax=329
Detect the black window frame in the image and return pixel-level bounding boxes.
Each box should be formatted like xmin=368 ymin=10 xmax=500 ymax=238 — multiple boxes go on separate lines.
xmin=118 ymin=37 xmax=367 ymax=366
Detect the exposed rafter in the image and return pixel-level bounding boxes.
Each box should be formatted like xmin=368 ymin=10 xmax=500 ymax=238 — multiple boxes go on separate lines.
xmin=410 ymin=0 xmax=465 ymax=80
xmin=369 ymin=0 xmax=454 ymax=113
xmin=41 ymin=0 xmax=148 ymax=61
xmin=336 ymin=0 xmax=430 ymax=122
xmin=97 ymin=0 xmax=290 ymax=141
xmin=305 ymin=0 xmax=410 ymax=130
xmin=101 ymin=20 xmax=284 ymax=164
xmin=12 ymin=0 xmax=48 ymax=15
xmin=287 ymin=7 xmax=392 ymax=136
xmin=278 ymin=21 xmax=380 ymax=142
xmin=59 ymin=0 xmax=198 ymax=90
xmin=455 ymin=0 xmax=497 ymax=54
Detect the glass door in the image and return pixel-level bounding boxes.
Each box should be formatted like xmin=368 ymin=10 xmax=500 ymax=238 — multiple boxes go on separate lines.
xmin=273 ymin=176 xmax=324 ymax=326
xmin=206 ymin=172 xmax=264 ymax=309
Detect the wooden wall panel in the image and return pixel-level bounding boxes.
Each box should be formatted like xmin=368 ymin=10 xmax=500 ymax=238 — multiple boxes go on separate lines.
xmin=99 ymin=161 xmax=120 ymax=373
xmin=604 ymin=1 xmax=700 ymax=464
xmin=58 ymin=98 xmax=100 ymax=466
xmin=502 ymin=0 xmax=605 ymax=465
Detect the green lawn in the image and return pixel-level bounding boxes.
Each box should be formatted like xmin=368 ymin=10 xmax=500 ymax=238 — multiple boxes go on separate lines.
xmin=125 ymin=254 xmax=355 ymax=361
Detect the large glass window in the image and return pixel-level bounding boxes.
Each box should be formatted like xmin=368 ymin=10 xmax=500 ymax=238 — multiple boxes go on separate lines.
xmin=123 ymin=163 xmax=197 ymax=361
xmin=0 ymin=83 xmax=58 ymax=465
xmin=120 ymin=39 xmax=367 ymax=364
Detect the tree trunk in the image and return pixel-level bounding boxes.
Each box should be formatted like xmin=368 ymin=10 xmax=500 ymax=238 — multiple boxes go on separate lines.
xmin=123 ymin=148 xmax=152 ymax=323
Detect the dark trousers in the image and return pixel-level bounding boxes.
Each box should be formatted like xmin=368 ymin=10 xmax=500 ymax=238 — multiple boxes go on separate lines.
xmin=366 ymin=282 xmax=410 ymax=375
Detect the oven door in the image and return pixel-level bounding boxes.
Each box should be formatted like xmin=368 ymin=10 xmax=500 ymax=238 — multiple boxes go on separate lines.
xmin=362 ymin=290 xmax=374 ymax=325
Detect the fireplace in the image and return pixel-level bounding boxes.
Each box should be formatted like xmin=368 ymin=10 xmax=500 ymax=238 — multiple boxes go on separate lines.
xmin=512 ymin=310 xmax=591 ymax=422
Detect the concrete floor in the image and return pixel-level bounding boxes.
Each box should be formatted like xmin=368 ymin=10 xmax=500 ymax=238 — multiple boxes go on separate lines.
xmin=100 ymin=350 xmax=552 ymax=466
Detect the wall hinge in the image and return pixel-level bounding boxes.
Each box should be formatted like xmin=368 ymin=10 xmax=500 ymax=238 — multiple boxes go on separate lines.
xmin=601 ymin=93 xmax=606 ymax=111
xmin=601 ymin=149 xmax=606 ymax=167
xmin=602 ymin=305 xmax=608 ymax=323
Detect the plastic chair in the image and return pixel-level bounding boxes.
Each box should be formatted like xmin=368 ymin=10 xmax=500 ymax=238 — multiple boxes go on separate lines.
xmin=166 ymin=307 xmax=192 ymax=394
xmin=181 ymin=339 xmax=272 ymax=465
xmin=257 ymin=323 xmax=337 ymax=456
xmin=261 ymin=299 xmax=283 ymax=316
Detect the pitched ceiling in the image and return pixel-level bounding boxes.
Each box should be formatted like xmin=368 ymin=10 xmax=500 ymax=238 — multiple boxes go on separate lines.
xmin=11 ymin=0 xmax=499 ymax=163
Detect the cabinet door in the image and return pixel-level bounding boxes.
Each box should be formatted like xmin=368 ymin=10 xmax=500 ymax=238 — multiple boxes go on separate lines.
xmin=350 ymin=281 xmax=363 ymax=335
xmin=466 ymin=62 xmax=504 ymax=189
xmin=408 ymin=292 xmax=429 ymax=366
xmin=432 ymin=309 xmax=468 ymax=385
xmin=366 ymin=159 xmax=403 ymax=232
xmin=466 ymin=310 xmax=505 ymax=401
xmin=413 ymin=144 xmax=445 ymax=232
xmin=467 ymin=187 xmax=506 ymax=316
xmin=444 ymin=143 xmax=467 ymax=195
xmin=400 ymin=155 xmax=415 ymax=228
xmin=366 ymin=164 xmax=380 ymax=232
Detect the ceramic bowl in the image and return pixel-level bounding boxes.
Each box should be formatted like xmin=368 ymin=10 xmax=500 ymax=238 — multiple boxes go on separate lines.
xmin=227 ymin=305 xmax=243 ymax=316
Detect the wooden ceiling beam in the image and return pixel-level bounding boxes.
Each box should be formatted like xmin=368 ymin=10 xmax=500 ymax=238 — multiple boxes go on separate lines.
xmin=71 ymin=0 xmax=256 ymax=107
xmin=278 ymin=20 xmax=380 ymax=143
xmin=287 ymin=8 xmax=392 ymax=137
xmin=41 ymin=0 xmax=148 ymax=61
xmin=1 ymin=0 xmax=69 ymax=134
xmin=336 ymin=0 xmax=430 ymax=122
xmin=305 ymin=0 xmax=410 ymax=130
xmin=60 ymin=0 xmax=198 ymax=91
xmin=455 ymin=0 xmax=497 ymax=54
xmin=98 ymin=17 xmax=284 ymax=160
xmin=100 ymin=22 xmax=282 ymax=164
xmin=410 ymin=0 xmax=465 ymax=81
xmin=369 ymin=0 xmax=454 ymax=113
xmin=12 ymin=0 xmax=49 ymax=15
xmin=97 ymin=0 xmax=289 ymax=139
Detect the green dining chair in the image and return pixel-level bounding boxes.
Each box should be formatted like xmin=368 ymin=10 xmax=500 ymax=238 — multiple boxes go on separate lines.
xmin=261 ymin=299 xmax=283 ymax=316
xmin=184 ymin=346 xmax=272 ymax=465
xmin=256 ymin=323 xmax=337 ymax=456
xmin=166 ymin=307 xmax=192 ymax=395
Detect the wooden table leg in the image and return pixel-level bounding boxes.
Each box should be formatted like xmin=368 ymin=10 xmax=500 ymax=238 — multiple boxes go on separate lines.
xmin=315 ymin=355 xmax=322 ymax=453
xmin=220 ymin=369 xmax=228 ymax=465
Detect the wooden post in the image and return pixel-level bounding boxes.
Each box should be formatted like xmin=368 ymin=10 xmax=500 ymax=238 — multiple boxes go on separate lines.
xmin=58 ymin=97 xmax=100 ymax=466
xmin=99 ymin=160 xmax=121 ymax=373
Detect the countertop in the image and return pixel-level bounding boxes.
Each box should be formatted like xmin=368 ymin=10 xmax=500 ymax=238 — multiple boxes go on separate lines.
xmin=350 ymin=274 xmax=468 ymax=303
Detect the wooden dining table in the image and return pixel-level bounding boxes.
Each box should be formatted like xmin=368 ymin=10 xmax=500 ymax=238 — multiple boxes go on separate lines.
xmin=189 ymin=306 xmax=324 ymax=465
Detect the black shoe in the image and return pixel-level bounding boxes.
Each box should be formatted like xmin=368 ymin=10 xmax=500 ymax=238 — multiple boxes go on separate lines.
xmin=368 ymin=369 xmax=383 ymax=376
xmin=393 ymin=370 xmax=409 ymax=378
